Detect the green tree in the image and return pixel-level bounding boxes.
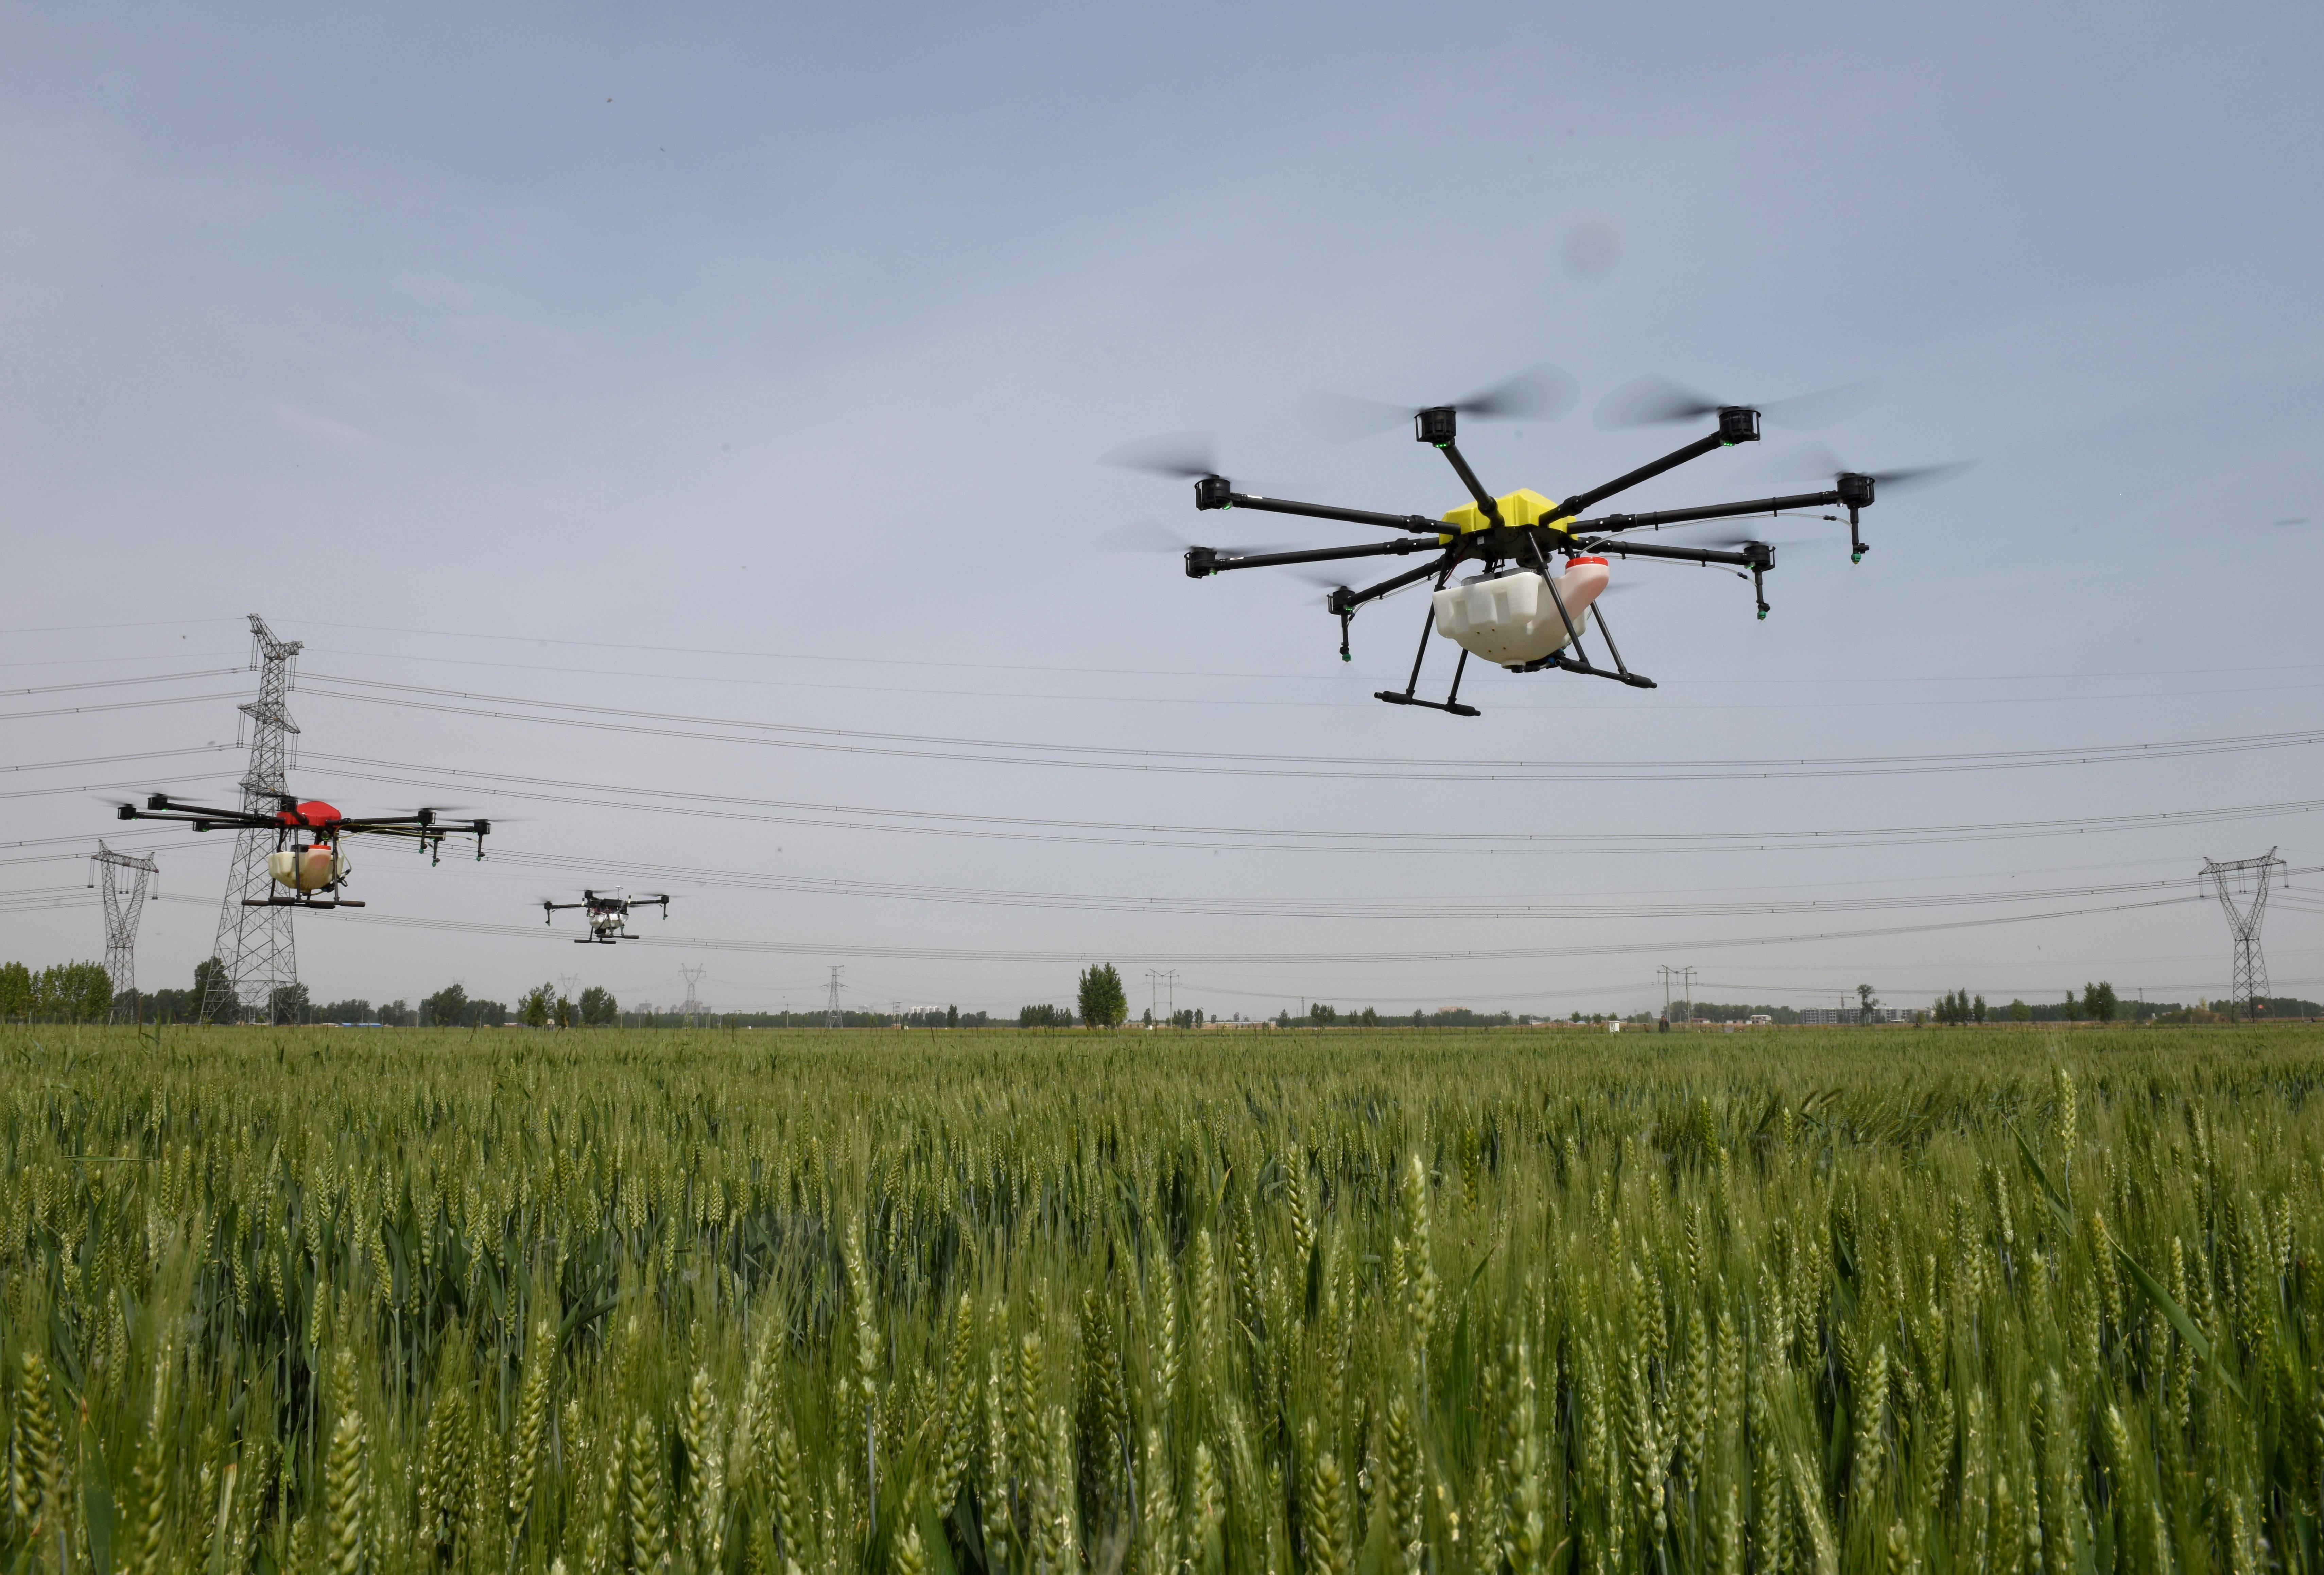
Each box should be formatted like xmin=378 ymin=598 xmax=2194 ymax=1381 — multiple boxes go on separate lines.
xmin=1077 ymin=963 xmax=1128 ymax=1029
xmin=2083 ymin=981 xmax=2118 ymax=1022
xmin=32 ymin=962 xmax=111 ymax=1022
xmin=578 ymin=986 xmax=619 ymax=1026
xmin=521 ymin=983 xmax=555 ymax=1028
xmin=268 ymin=982 xmax=312 ymax=1025
xmin=0 ymin=961 xmax=30 ymax=1021
xmin=946 ymin=1004 xmax=959 ymax=1028
xmin=1972 ymin=994 xmax=1987 ymax=1023
xmin=421 ymin=984 xmax=472 ymax=1027
xmin=191 ymin=956 xmax=232 ymax=1021
xmin=2008 ymin=998 xmax=2032 ymax=1022
xmin=1856 ymin=983 xmax=1879 ymax=1024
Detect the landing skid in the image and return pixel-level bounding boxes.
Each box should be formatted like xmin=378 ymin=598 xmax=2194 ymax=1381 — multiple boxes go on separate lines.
xmin=1516 ymin=653 xmax=1658 ymax=689
xmin=1374 ymin=690 xmax=1480 ymax=717
xmin=243 ymin=896 xmax=366 ymax=909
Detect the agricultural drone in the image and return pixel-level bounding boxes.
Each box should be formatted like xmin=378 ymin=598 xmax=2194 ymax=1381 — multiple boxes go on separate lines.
xmin=542 ymin=889 xmax=672 ymax=943
xmin=1115 ymin=369 xmax=1958 ymax=716
xmin=111 ymin=792 xmax=489 ymax=909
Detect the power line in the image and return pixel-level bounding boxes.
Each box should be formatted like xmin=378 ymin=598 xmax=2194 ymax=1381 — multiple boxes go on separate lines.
xmin=0 ymin=667 xmax=253 ymax=699
xmin=294 ymin=673 xmax=2324 ymax=784
xmin=472 ymin=846 xmax=2310 ymax=923
xmin=296 ymin=750 xmax=2324 ymax=858
xmin=289 ymin=640 xmax=2324 ymax=714
xmin=149 ymin=887 xmax=2214 ymax=966
xmin=3 ymin=746 xmax=241 ymax=777
xmin=263 ymin=616 xmax=2324 ymax=687
xmin=0 ymin=691 xmax=257 ymax=724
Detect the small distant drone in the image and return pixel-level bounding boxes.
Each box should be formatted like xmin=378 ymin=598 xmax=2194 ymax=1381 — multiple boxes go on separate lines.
xmin=113 ymin=792 xmax=488 ymax=908
xmin=542 ymin=889 xmax=671 ymax=943
xmin=1113 ymin=368 xmax=1959 ymax=716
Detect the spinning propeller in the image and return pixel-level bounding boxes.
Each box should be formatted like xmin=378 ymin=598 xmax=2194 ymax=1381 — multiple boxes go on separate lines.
xmin=1594 ymin=375 xmax=1882 ymax=432
xmin=1297 ymin=364 xmax=1581 ymax=443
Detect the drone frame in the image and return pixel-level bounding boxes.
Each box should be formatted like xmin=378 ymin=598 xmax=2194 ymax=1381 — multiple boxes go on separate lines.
xmin=115 ymin=792 xmax=490 ymax=909
xmin=1181 ymin=404 xmax=1880 ymax=715
xmin=543 ymin=888 xmax=672 ymax=943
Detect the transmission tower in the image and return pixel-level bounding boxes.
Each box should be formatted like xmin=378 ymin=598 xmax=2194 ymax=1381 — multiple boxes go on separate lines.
xmin=2201 ymin=849 xmax=2287 ymax=1021
xmin=90 ymin=841 xmax=159 ymax=1021
xmin=679 ymin=965 xmax=706 ymax=1025
xmin=825 ymin=965 xmax=844 ymax=1028
xmin=203 ymin=615 xmax=305 ymax=1024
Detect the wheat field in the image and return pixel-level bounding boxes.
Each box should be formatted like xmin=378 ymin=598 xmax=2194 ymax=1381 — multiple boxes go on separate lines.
xmin=2 ymin=1024 xmax=2319 ymax=1575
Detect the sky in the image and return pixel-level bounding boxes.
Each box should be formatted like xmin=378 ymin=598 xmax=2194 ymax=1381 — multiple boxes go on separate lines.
xmin=3 ymin=0 xmax=2322 ymax=1021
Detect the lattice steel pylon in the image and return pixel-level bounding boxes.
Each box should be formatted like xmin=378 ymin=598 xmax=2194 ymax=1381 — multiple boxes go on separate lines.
xmin=90 ymin=841 xmax=159 ymax=1021
xmin=679 ymin=965 xmax=706 ymax=1026
xmin=2201 ymin=848 xmax=2287 ymax=1021
xmin=825 ymin=965 xmax=844 ymax=1028
xmin=202 ymin=615 xmax=305 ymax=1024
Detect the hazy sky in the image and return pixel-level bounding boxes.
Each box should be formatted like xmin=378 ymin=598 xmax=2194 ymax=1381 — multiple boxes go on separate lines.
xmin=5 ymin=1 xmax=2321 ymax=1020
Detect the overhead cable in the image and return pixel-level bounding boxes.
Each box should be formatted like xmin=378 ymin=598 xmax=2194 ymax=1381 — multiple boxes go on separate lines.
xmin=295 ymin=673 xmax=2324 ymax=784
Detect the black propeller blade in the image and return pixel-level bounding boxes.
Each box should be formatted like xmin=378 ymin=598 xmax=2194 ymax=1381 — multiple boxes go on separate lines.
xmin=1297 ymin=363 xmax=1580 ymax=443
xmin=1101 ymin=520 xmax=1305 ymax=558
xmin=1786 ymin=443 xmax=1977 ymax=496
xmin=1102 ymin=431 xmax=1224 ymax=480
xmin=1594 ymin=375 xmax=1881 ymax=432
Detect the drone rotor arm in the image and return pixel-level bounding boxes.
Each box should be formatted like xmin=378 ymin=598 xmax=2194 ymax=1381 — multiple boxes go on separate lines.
xmin=1576 ymin=538 xmax=1761 ymax=570
xmin=114 ymin=797 xmax=279 ymax=830
xmin=1431 ymin=436 xmax=1504 ymax=527
xmin=1187 ymin=538 xmax=1435 ymax=579
xmin=1576 ymin=490 xmax=1843 ymax=536
xmin=1205 ymin=487 xmax=1445 ymax=536
xmin=1333 ymin=548 xmax=1464 ymax=613
xmin=1549 ymin=413 xmax=1762 ymax=525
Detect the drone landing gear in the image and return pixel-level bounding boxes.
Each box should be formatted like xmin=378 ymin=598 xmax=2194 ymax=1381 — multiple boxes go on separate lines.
xmin=244 ymin=896 xmax=367 ymax=909
xmin=1519 ymin=531 xmax=1659 ymax=690
xmin=1375 ymin=590 xmax=1481 ymax=716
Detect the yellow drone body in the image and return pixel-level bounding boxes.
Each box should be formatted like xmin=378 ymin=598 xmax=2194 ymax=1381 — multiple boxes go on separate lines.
xmin=1435 ymin=487 xmax=1569 ymax=540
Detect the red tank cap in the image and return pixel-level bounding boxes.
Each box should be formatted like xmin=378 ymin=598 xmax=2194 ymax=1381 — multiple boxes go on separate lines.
xmin=1566 ymin=555 xmax=1608 ymax=567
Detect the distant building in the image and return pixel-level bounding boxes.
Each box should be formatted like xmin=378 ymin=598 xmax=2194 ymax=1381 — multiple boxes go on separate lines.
xmin=1795 ymin=1007 xmax=1913 ymax=1024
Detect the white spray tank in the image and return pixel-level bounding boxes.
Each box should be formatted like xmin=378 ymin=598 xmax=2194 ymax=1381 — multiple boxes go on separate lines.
xmin=1431 ymin=556 xmax=1609 ymax=668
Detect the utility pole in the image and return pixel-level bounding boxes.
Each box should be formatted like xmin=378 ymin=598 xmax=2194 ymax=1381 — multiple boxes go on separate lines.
xmin=204 ymin=615 xmax=304 ymax=1023
xmin=1144 ymin=968 xmax=1180 ymax=1021
xmin=2202 ymin=850 xmax=2287 ymax=1021
xmin=1656 ymin=965 xmax=1697 ymax=1025
xmin=825 ymin=965 xmax=844 ymax=1028
xmin=679 ymin=965 xmax=706 ymax=1026
xmin=90 ymin=842 xmax=159 ymax=1022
